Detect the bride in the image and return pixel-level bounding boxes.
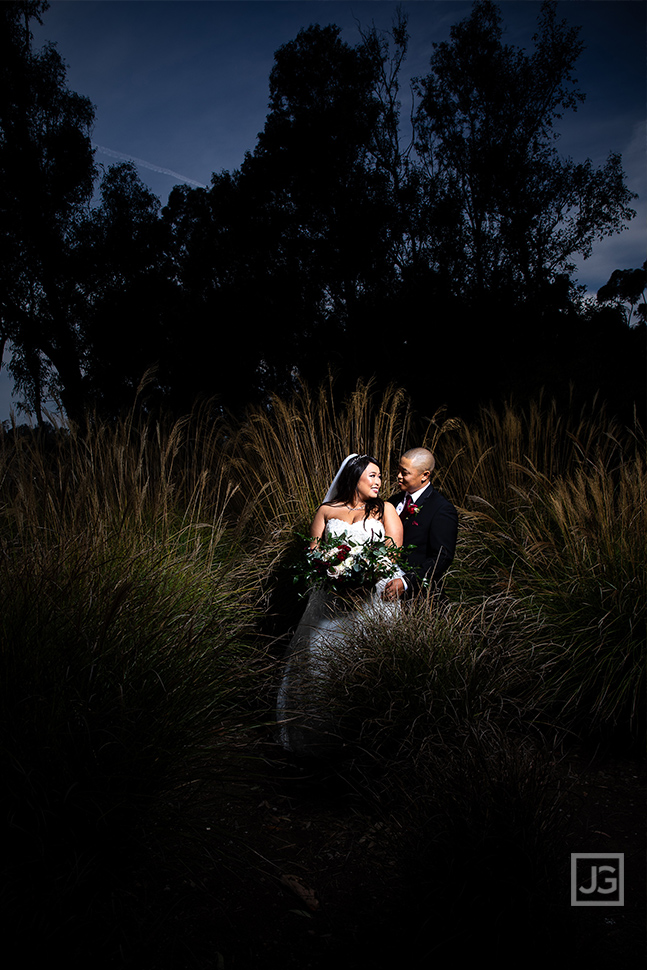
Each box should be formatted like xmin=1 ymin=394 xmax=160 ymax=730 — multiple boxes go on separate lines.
xmin=276 ymin=454 xmax=404 ymax=758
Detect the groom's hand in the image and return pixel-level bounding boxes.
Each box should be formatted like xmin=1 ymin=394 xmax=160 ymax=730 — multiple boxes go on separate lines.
xmin=383 ymin=578 xmax=405 ymax=601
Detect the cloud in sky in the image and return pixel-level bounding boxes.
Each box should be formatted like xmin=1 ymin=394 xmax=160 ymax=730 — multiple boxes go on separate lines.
xmin=94 ymin=144 xmax=207 ymax=188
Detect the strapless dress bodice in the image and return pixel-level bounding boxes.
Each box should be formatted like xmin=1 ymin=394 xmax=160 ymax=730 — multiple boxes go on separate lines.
xmin=324 ymin=516 xmax=386 ymax=542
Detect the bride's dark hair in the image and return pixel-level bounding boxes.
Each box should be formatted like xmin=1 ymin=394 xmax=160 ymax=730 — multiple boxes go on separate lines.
xmin=328 ymin=454 xmax=384 ymax=521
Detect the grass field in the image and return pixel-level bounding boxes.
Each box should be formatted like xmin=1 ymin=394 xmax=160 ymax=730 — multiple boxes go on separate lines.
xmin=1 ymin=379 xmax=643 ymax=966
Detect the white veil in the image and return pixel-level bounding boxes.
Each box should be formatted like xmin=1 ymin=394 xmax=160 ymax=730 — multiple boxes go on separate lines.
xmin=323 ymin=454 xmax=358 ymax=503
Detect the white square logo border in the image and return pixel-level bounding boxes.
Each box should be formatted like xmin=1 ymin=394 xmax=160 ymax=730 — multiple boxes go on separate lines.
xmin=571 ymin=853 xmax=624 ymax=906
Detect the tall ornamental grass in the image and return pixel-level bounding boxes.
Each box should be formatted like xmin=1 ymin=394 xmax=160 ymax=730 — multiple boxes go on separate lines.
xmin=241 ymin=380 xmax=644 ymax=743
xmin=0 ymin=405 xmax=266 ymax=960
xmin=229 ymin=375 xmax=462 ymax=539
xmin=315 ymin=593 xmax=543 ymax=763
xmin=507 ymin=456 xmax=644 ymax=736
xmin=297 ymin=595 xmax=573 ymax=966
xmin=1 ymin=397 xmax=243 ymax=546
xmin=434 ymin=392 xmax=632 ymax=508
xmin=0 ymin=377 xmax=642 ymax=960
xmin=228 ymin=377 xmax=462 ymax=637
xmin=446 ymin=414 xmax=645 ymax=739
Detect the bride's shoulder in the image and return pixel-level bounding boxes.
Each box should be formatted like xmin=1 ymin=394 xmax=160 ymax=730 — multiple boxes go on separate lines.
xmin=318 ymin=501 xmax=346 ymax=517
xmin=310 ymin=502 xmax=347 ymax=539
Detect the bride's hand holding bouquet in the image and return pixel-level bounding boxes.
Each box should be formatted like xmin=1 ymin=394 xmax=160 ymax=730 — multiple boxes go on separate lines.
xmin=292 ymin=528 xmax=410 ymax=596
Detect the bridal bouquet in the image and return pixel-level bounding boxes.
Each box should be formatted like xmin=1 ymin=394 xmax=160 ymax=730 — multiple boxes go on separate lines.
xmin=293 ymin=530 xmax=409 ymax=595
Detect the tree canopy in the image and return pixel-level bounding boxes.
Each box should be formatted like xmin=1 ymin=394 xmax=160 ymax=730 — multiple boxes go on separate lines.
xmin=413 ymin=1 xmax=635 ymax=300
xmin=0 ymin=0 xmax=95 ymax=422
xmin=1 ymin=0 xmax=643 ymax=424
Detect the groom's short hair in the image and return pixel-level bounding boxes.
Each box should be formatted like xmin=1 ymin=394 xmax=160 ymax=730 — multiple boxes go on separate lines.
xmin=402 ymin=447 xmax=435 ymax=475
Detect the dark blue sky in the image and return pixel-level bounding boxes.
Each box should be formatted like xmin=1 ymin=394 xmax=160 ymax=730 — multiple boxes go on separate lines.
xmin=2 ymin=0 xmax=645 ymax=418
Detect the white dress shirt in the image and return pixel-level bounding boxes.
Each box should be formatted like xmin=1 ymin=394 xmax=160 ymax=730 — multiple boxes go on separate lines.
xmin=394 ymin=483 xmax=429 ymax=590
xmin=395 ymin=483 xmax=429 ymax=515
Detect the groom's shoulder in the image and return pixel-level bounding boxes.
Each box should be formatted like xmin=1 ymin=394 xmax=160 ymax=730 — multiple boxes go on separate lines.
xmin=387 ymin=493 xmax=400 ymax=507
xmin=424 ymin=484 xmax=457 ymax=512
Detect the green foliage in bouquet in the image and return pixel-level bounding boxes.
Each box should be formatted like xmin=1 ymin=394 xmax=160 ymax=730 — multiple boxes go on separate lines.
xmin=292 ymin=529 xmax=412 ymax=596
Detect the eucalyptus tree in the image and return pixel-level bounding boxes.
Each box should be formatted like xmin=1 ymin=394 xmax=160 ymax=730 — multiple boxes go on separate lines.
xmin=238 ymin=23 xmax=398 ymax=384
xmin=73 ymin=162 xmax=175 ymax=417
xmin=597 ymin=263 xmax=647 ymax=328
xmin=412 ymin=0 xmax=636 ymax=304
xmin=0 ymin=0 xmax=96 ymax=423
xmin=161 ymin=22 xmax=404 ymax=410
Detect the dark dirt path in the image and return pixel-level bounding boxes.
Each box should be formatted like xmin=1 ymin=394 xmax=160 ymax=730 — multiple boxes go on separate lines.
xmin=148 ymin=738 xmax=645 ymax=970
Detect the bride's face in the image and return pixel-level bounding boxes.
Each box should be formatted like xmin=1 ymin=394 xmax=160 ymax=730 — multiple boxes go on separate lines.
xmin=355 ymin=463 xmax=382 ymax=503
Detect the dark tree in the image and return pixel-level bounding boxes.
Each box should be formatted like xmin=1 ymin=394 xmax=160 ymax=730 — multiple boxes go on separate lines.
xmin=413 ymin=1 xmax=636 ymax=303
xmin=73 ymin=162 xmax=175 ymax=417
xmin=237 ymin=23 xmax=399 ymax=388
xmin=0 ymin=0 xmax=96 ymax=423
xmin=161 ymin=23 xmax=404 ymax=411
xmin=3 ymin=1 xmax=639 ymax=423
xmin=597 ymin=263 xmax=647 ymax=327
xmin=160 ymin=173 xmax=256 ymax=414
xmin=159 ymin=4 xmax=640 ymax=418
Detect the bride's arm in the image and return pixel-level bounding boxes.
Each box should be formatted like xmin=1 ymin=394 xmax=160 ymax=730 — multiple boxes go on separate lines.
xmin=383 ymin=502 xmax=403 ymax=547
xmin=308 ymin=504 xmax=328 ymax=548
xmin=382 ymin=503 xmax=405 ymax=601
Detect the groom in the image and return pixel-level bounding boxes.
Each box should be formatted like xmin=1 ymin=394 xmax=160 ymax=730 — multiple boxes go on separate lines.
xmin=384 ymin=447 xmax=458 ymax=600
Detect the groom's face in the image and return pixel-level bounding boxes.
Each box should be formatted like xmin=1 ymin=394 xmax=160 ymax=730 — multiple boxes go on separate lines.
xmin=397 ymin=457 xmax=430 ymax=494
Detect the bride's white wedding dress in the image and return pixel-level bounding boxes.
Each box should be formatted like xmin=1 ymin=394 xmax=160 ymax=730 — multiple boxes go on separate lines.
xmin=276 ymin=517 xmax=401 ymax=758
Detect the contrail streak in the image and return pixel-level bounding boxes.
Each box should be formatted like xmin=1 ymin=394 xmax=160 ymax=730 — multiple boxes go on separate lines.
xmin=94 ymin=144 xmax=207 ymax=188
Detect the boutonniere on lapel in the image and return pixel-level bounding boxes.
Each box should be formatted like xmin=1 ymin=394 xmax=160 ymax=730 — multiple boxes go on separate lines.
xmin=404 ymin=498 xmax=421 ymax=525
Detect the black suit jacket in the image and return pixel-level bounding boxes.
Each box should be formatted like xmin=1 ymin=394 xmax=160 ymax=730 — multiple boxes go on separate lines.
xmin=389 ymin=484 xmax=458 ymax=594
